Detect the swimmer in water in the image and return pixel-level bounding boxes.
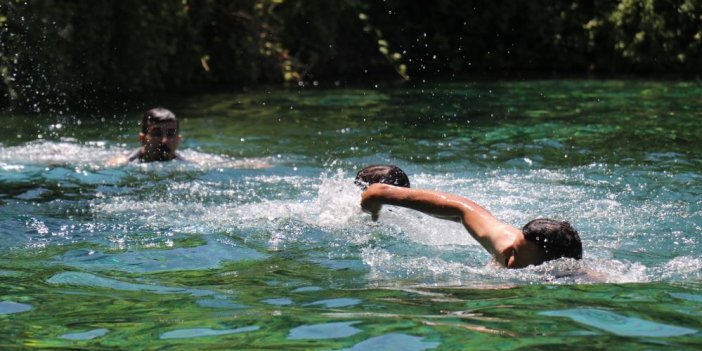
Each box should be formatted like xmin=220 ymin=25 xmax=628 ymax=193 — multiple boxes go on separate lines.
xmin=360 ymin=181 xmax=582 ymax=269
xmin=107 ymin=107 xmax=185 ymax=166
xmin=354 ymin=164 xmax=411 ymax=190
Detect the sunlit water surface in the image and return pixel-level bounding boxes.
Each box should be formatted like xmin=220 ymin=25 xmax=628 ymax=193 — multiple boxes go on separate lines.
xmin=1 ymin=81 xmax=701 ymax=349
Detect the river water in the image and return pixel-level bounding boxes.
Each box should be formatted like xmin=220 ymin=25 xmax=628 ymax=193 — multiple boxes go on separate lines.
xmin=1 ymin=80 xmax=701 ymax=349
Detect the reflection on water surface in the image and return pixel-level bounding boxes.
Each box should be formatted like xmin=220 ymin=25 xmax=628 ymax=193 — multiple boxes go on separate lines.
xmin=0 ymin=81 xmax=700 ymax=349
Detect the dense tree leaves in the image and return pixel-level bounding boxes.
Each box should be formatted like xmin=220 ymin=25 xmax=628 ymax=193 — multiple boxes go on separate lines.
xmin=0 ymin=0 xmax=699 ymax=110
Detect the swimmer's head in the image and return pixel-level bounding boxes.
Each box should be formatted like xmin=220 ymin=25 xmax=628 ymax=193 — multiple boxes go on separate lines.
xmin=139 ymin=107 xmax=181 ymax=162
xmin=522 ymin=218 xmax=582 ymax=262
xmin=354 ymin=164 xmax=410 ymax=190
xmin=141 ymin=107 xmax=179 ymax=135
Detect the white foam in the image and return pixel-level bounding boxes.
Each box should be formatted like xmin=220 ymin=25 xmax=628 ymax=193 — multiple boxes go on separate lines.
xmin=655 ymin=256 xmax=702 ymax=280
xmin=0 ymin=140 xmax=117 ymax=166
xmin=85 ymin=163 xmax=699 ymax=285
xmin=0 ymin=140 xmax=273 ymax=172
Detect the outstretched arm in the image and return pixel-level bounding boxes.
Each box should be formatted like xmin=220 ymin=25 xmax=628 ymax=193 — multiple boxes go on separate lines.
xmin=360 ymin=183 xmax=519 ymax=260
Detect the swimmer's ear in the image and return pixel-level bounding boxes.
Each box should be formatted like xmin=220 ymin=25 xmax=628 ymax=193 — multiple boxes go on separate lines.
xmin=139 ymin=133 xmax=146 ymax=144
xmin=500 ymin=246 xmax=515 ymax=268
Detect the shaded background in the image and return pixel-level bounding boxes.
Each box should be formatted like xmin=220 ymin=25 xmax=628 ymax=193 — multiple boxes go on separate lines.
xmin=1 ymin=0 xmax=700 ymax=111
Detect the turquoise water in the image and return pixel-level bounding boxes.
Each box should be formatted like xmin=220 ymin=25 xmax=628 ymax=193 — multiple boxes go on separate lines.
xmin=1 ymin=80 xmax=701 ymax=349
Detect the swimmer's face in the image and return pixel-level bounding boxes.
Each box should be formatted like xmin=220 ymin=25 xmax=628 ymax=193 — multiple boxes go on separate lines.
xmin=140 ymin=120 xmax=181 ymax=161
xmin=503 ymin=232 xmax=546 ymax=268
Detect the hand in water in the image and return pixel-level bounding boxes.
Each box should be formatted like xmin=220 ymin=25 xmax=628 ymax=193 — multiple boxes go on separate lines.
xmin=360 ymin=196 xmax=382 ymax=221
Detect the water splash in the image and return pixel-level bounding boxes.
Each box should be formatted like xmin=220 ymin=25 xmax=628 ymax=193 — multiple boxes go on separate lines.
xmin=1 ymin=139 xmax=699 ymax=286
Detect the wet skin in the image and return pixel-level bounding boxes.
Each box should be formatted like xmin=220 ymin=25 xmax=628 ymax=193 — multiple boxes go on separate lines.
xmin=139 ymin=121 xmax=181 ymax=162
xmin=361 ymin=183 xmax=546 ymax=268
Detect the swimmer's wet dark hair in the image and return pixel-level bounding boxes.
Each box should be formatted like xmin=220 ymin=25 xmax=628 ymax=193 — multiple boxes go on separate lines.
xmin=522 ymin=218 xmax=582 ymax=262
xmin=354 ymin=164 xmax=410 ymax=190
xmin=142 ymin=107 xmax=178 ymax=134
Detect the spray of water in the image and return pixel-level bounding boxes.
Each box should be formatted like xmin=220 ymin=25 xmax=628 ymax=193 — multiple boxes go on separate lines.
xmin=2 ymin=140 xmax=700 ymax=286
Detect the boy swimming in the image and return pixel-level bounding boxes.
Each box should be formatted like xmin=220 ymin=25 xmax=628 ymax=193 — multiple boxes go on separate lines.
xmin=357 ymin=165 xmax=582 ymax=268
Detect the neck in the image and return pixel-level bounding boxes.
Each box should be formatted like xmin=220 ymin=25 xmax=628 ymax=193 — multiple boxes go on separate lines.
xmin=140 ymin=147 xmax=175 ymax=162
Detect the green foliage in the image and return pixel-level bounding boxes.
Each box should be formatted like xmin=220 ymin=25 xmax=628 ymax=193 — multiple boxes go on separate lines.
xmin=362 ymin=0 xmax=700 ymax=75
xmin=0 ymin=0 xmax=203 ymax=108
xmin=0 ymin=0 xmax=700 ymax=110
xmin=586 ymin=0 xmax=702 ymax=71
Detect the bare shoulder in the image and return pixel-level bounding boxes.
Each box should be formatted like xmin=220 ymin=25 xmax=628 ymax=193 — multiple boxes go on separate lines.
xmin=229 ymin=159 xmax=272 ymax=169
xmin=106 ymin=154 xmax=129 ymax=167
xmin=107 ymin=148 xmax=141 ymax=167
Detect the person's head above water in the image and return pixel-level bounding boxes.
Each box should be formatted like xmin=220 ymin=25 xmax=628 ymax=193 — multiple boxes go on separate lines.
xmin=354 ymin=164 xmax=410 ymax=190
xmin=522 ymin=218 xmax=582 ymax=262
xmin=498 ymin=216 xmax=582 ymax=268
xmin=138 ymin=107 xmax=182 ymax=162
